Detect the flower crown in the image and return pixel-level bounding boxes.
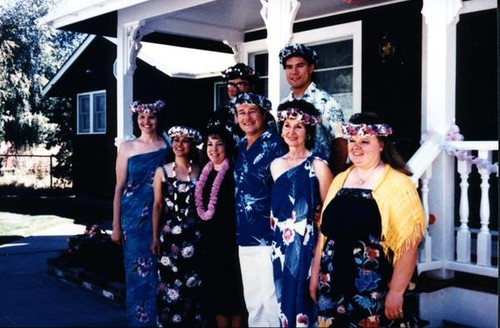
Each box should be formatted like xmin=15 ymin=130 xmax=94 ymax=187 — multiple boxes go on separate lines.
xmin=221 ymin=63 xmax=258 ymax=81
xmin=277 ymin=108 xmax=321 ymax=126
xmin=279 ymin=43 xmax=318 ymax=68
xmin=167 ymin=125 xmax=202 ymax=144
xmin=130 ymin=100 xmax=165 ymax=114
xmin=342 ymin=123 xmax=393 ymax=137
xmin=229 ymin=92 xmax=272 ymax=112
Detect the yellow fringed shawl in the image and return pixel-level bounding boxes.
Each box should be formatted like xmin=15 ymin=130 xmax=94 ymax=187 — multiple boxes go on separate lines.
xmin=320 ymin=164 xmax=425 ymax=265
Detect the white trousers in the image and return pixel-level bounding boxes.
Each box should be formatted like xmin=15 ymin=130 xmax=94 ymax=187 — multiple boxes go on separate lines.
xmin=239 ymin=246 xmax=280 ymax=327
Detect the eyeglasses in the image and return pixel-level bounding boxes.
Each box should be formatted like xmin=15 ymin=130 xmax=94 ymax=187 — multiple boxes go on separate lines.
xmin=226 ymin=82 xmax=249 ymax=89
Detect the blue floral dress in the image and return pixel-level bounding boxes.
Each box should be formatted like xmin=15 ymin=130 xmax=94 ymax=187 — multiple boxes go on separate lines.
xmin=317 ymin=188 xmax=421 ymax=328
xmin=121 ymin=148 xmax=167 ymax=327
xmin=157 ymin=171 xmax=205 ymax=327
xmin=270 ymin=155 xmax=323 ymax=327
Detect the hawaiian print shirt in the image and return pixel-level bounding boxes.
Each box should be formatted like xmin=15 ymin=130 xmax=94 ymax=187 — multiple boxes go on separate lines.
xmin=234 ymin=128 xmax=286 ymax=246
xmin=283 ymin=82 xmax=345 ymax=161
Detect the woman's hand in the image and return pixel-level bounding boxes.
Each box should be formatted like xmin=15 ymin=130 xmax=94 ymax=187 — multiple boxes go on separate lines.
xmin=111 ymin=226 xmax=123 ymax=245
xmin=151 ymin=238 xmax=161 ymax=255
xmin=309 ymin=274 xmax=319 ymax=303
xmin=384 ymin=289 xmax=404 ymax=320
xmin=384 ymin=243 xmax=419 ymax=320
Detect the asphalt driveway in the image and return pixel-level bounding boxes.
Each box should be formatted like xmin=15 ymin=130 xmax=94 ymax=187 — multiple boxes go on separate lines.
xmin=0 ymin=216 xmax=127 ymax=327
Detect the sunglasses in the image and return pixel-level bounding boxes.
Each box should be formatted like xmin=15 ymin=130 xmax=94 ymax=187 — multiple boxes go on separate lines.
xmin=226 ymin=82 xmax=249 ymax=89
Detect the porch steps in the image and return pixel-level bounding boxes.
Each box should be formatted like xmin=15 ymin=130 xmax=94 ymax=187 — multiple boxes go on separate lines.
xmin=47 ymin=255 xmax=126 ymax=305
xmin=418 ymin=272 xmax=498 ymax=327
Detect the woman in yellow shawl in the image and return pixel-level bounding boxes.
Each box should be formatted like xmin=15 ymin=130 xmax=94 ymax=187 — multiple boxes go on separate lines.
xmin=309 ymin=112 xmax=426 ymax=327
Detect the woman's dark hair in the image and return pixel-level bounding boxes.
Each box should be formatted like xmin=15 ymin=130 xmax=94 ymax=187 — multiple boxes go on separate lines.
xmin=199 ymin=126 xmax=235 ymax=166
xmin=277 ymin=99 xmax=318 ymax=150
xmin=349 ymin=112 xmax=412 ymax=176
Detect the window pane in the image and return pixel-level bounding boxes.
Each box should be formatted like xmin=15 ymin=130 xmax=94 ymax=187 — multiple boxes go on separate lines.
xmin=93 ymin=93 xmax=106 ymax=133
xmin=315 ymin=67 xmax=353 ymax=94
xmin=254 ymin=53 xmax=269 ymax=77
xmin=253 ymin=53 xmax=269 ymax=95
xmin=316 ymin=68 xmax=354 ymax=120
xmin=78 ymin=95 xmax=90 ymax=133
xmin=215 ymin=83 xmax=229 ymax=108
xmin=312 ymin=40 xmax=353 ymax=68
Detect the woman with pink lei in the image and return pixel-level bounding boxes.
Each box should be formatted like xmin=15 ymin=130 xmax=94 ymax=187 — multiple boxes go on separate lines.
xmin=196 ymin=126 xmax=247 ymax=327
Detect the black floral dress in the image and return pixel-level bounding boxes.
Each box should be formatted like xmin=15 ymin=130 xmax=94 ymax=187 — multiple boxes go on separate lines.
xmin=157 ymin=173 xmax=206 ymax=327
xmin=317 ymin=188 xmax=422 ymax=328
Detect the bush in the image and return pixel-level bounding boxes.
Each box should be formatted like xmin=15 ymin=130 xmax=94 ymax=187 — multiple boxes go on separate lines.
xmin=66 ymin=224 xmax=125 ymax=284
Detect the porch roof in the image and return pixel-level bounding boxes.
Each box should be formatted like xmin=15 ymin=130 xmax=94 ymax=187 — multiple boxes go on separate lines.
xmin=42 ymin=34 xmax=236 ymax=96
xmin=39 ymin=0 xmax=406 ymax=44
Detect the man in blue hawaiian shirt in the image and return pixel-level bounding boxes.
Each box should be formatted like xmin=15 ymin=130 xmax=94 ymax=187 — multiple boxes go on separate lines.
xmin=231 ymin=92 xmax=286 ymax=328
xmin=279 ymin=43 xmax=347 ymax=175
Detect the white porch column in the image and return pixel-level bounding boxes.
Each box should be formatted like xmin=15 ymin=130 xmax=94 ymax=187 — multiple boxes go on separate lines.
xmin=116 ymin=18 xmax=144 ymax=140
xmin=260 ymin=0 xmax=300 ymax=113
xmin=421 ymin=0 xmax=462 ymax=279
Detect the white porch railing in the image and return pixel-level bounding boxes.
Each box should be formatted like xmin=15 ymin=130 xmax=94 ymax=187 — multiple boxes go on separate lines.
xmin=408 ymin=134 xmax=498 ymax=279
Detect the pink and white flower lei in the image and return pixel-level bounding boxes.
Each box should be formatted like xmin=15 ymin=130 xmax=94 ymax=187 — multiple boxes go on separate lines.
xmin=195 ymin=158 xmax=230 ymax=221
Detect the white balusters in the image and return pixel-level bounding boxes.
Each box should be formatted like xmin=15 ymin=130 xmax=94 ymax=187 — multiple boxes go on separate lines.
xmin=419 ymin=167 xmax=433 ymax=263
xmin=476 ymin=150 xmax=493 ymax=266
xmin=414 ymin=140 xmax=498 ymax=277
xmin=456 ymin=155 xmax=471 ymax=262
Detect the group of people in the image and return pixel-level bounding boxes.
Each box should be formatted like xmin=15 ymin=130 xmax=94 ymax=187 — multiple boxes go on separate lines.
xmin=111 ymin=43 xmax=427 ymax=328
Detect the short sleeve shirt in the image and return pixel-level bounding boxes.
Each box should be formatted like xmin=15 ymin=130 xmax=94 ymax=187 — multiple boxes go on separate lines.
xmin=283 ymin=82 xmax=345 ymax=161
xmin=234 ymin=128 xmax=286 ymax=246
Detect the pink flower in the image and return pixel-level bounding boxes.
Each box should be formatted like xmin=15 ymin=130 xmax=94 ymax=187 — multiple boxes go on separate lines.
xmin=282 ymin=227 xmax=295 ymax=245
xmin=296 ymin=313 xmax=309 ymax=325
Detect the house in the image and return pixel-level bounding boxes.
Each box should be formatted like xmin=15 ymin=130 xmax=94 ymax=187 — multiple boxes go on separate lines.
xmin=42 ymin=35 xmax=235 ymax=198
xmin=40 ymin=0 xmax=498 ymax=326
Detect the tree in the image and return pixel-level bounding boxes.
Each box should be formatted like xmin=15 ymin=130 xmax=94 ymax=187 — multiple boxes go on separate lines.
xmin=0 ymin=0 xmax=85 ymax=184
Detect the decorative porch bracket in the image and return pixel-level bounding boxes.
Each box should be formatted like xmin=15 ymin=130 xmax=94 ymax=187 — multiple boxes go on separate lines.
xmin=222 ymin=40 xmax=242 ymax=64
xmin=125 ymin=20 xmax=146 ymax=76
xmin=116 ymin=20 xmax=145 ymax=140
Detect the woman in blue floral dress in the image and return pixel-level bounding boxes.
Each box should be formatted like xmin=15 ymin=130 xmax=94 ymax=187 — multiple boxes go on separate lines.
xmin=151 ymin=125 xmax=206 ymax=327
xmin=270 ymin=100 xmax=333 ymax=327
xmin=112 ymin=100 xmax=168 ymax=327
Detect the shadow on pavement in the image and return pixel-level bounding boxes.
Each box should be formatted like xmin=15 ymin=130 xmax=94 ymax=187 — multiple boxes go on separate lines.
xmin=0 ymin=224 xmax=127 ymax=327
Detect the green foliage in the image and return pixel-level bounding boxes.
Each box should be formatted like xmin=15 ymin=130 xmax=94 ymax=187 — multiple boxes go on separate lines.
xmin=0 ymin=0 xmax=85 ymax=183
xmin=43 ymin=97 xmax=74 ymax=185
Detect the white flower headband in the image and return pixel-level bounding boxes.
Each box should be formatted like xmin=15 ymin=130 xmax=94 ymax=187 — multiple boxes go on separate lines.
xmin=277 ymin=108 xmax=321 ymax=126
xmin=167 ymin=125 xmax=202 ymax=144
xmin=130 ymin=100 xmax=165 ymax=114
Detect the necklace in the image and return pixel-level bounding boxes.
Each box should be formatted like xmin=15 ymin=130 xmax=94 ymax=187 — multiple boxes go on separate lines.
xmin=172 ymin=161 xmax=192 ymax=181
xmin=355 ymin=162 xmax=382 ymax=185
xmin=195 ymin=158 xmax=230 ymax=221
xmin=170 ymin=161 xmax=194 ymax=219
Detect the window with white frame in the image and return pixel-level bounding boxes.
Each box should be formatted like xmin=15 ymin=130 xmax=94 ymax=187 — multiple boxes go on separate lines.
xmin=77 ymin=90 xmax=106 ymax=134
xmin=243 ymin=21 xmax=362 ymax=122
